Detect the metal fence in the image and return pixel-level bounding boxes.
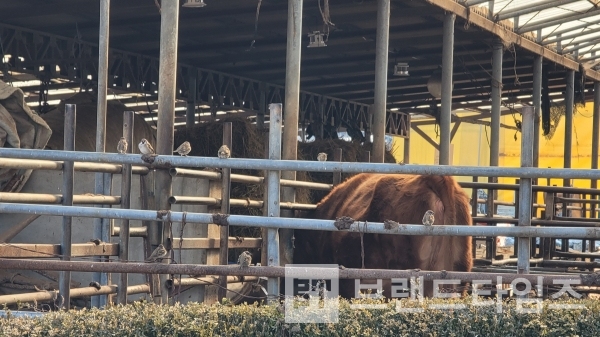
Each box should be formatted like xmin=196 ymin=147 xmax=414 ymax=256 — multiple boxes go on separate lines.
xmin=1 ymin=104 xmax=600 ymax=308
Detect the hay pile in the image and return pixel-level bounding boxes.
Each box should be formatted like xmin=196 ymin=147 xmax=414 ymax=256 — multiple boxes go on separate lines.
xmin=174 ymin=117 xmax=397 ymax=261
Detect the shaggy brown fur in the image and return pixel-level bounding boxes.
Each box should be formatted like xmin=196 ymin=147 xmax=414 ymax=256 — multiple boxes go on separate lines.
xmin=292 ymin=173 xmax=473 ymax=299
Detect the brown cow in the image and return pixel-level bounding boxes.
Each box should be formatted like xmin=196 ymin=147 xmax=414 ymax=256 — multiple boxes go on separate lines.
xmin=292 ymin=173 xmax=473 ymax=299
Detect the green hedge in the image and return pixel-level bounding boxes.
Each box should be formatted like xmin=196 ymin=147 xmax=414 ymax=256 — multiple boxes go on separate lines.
xmin=1 ymin=297 xmax=600 ymax=336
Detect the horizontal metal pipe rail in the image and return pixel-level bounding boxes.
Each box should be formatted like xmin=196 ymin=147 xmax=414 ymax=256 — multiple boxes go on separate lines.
xmin=5 ymin=148 xmax=600 ymax=180
xmin=169 ymin=196 xmax=262 ymax=208
xmin=553 ymin=250 xmax=600 ymax=259
xmin=556 ymin=197 xmax=600 ymax=204
xmin=473 ymin=217 xmax=600 ymax=228
xmin=475 ymin=258 xmax=600 ymax=269
xmin=170 ymin=237 xmax=262 ymax=249
xmin=172 ymin=169 xmax=600 ymax=197
xmin=0 ymin=284 xmax=150 ymax=306
xmin=166 ymin=275 xmax=259 ymax=288
xmin=553 ymin=216 xmax=600 ymax=224
xmin=0 ymin=258 xmax=595 ymax=286
xmin=471 ymin=267 xmax=592 ymax=276
xmin=0 ymin=192 xmax=121 ymax=205
xmin=0 ymin=242 xmax=119 ymax=258
xmin=476 ymin=199 xmax=514 ymax=206
xmin=168 ymin=195 xmax=316 ymax=210
xmin=112 ymin=226 xmax=147 ymax=237
xmin=0 ymin=158 xmax=149 ymax=175
xmin=2 ymin=203 xmax=600 ymax=239
xmin=462 ymin=181 xmax=600 ymax=195
xmin=170 ymin=168 xmax=332 ymax=191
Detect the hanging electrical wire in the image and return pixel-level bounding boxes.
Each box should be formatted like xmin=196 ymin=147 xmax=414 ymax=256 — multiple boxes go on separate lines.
xmin=247 ymin=0 xmax=263 ymax=51
xmin=318 ymin=0 xmax=335 ymax=42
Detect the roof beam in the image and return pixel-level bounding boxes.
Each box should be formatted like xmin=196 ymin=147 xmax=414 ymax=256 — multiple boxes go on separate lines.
xmin=542 ymin=17 xmax=600 ymax=40
xmin=518 ymin=8 xmax=600 ymax=34
xmin=258 ymin=49 xmax=502 ymax=83
xmin=463 ymin=0 xmax=489 ymax=6
xmin=561 ymin=38 xmax=600 ymax=53
xmin=542 ymin=26 xmax=600 ymax=46
xmin=425 ymin=0 xmax=600 ymax=81
xmin=495 ymin=0 xmax=581 ymax=22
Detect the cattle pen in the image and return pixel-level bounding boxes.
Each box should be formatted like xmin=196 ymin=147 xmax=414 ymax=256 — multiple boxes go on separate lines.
xmin=2 ymin=0 xmax=600 ymax=316
xmin=1 ymin=102 xmax=600 ymax=308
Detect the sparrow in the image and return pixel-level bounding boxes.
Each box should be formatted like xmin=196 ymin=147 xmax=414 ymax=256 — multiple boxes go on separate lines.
xmin=218 ymin=145 xmax=231 ymax=159
xmin=117 ymin=137 xmax=128 ymax=154
xmin=317 ymin=152 xmax=327 ymax=162
xmin=89 ymin=281 xmax=102 ymax=290
xmin=237 ymin=251 xmax=252 ymax=268
xmin=422 ymin=210 xmax=435 ymax=226
xmin=145 ymin=244 xmax=169 ymax=263
xmin=174 ymin=141 xmax=192 ymax=156
xmin=138 ymin=138 xmax=155 ymax=155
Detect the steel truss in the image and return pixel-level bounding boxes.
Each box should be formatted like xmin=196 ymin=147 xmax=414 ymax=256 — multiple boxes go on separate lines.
xmin=0 ymin=23 xmax=409 ymax=138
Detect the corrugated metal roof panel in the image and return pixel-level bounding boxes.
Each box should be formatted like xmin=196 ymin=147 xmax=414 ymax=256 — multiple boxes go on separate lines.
xmin=476 ymin=0 xmax=600 ymax=66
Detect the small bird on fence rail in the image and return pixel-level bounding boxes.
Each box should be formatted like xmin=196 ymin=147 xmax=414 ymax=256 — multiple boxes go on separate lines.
xmin=317 ymin=152 xmax=327 ymax=162
xmin=145 ymin=244 xmax=169 ymax=263
xmin=422 ymin=210 xmax=435 ymax=226
xmin=138 ymin=138 xmax=155 ymax=155
xmin=117 ymin=137 xmax=128 ymax=154
xmin=238 ymin=251 xmax=252 ymax=268
xmin=89 ymin=281 xmax=102 ymax=290
xmin=218 ymin=145 xmax=231 ymax=159
xmin=174 ymin=141 xmax=192 ymax=156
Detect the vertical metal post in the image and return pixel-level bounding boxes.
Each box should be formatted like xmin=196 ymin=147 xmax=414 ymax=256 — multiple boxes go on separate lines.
xmin=513 ymin=179 xmax=520 ymax=258
xmin=470 ymin=177 xmax=479 ymax=261
xmin=439 ymin=13 xmax=455 ymax=165
xmin=333 ymin=148 xmax=342 ymax=185
xmin=154 ymin=0 xmax=180 ymax=305
xmin=266 ymin=103 xmax=282 ymax=301
xmin=371 ymin=0 xmax=391 ymax=163
xmin=403 ymin=115 xmax=410 ymax=164
xmin=362 ymin=150 xmax=371 ymax=163
xmin=218 ymin=122 xmax=232 ymax=301
xmin=92 ymin=0 xmax=110 ymax=309
xmin=257 ymin=83 xmax=266 ymax=131
xmin=487 ymin=1 xmax=494 ymax=19
xmin=485 ymin=187 xmax=494 ymax=260
xmin=487 ymin=39 xmax=503 ymax=227
xmin=543 ymin=192 xmax=555 ymax=260
xmin=564 ymin=70 xmax=575 ymax=189
xmin=100 ymin=172 xmax=113 ymax=306
xmin=591 ymin=82 xmax=600 ymax=218
xmin=518 ymin=106 xmax=534 ymax=276
xmin=117 ymin=111 xmax=134 ymax=305
xmin=140 ymin=170 xmax=155 ymax=292
xmin=59 ymin=104 xmax=76 ymax=310
xmin=280 ymin=0 xmax=303 ymax=268
xmin=260 ymin=93 xmax=269 ymax=269
xmin=186 ymin=75 xmax=196 ymax=129
xmin=532 ymin=54 xmax=542 ymax=223
xmin=490 ymin=39 xmax=503 ymax=168
xmin=532 ymin=55 xmax=542 ymax=169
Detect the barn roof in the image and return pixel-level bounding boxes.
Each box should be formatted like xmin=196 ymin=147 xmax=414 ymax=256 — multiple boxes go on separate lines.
xmin=0 ymin=0 xmax=599 ymax=133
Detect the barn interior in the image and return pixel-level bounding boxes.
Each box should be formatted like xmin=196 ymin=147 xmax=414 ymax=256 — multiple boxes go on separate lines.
xmin=1 ymin=0 xmax=600 ymax=309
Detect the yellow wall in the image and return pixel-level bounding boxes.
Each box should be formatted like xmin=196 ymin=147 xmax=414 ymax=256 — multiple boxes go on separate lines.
xmin=391 ymin=102 xmax=598 ymax=204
